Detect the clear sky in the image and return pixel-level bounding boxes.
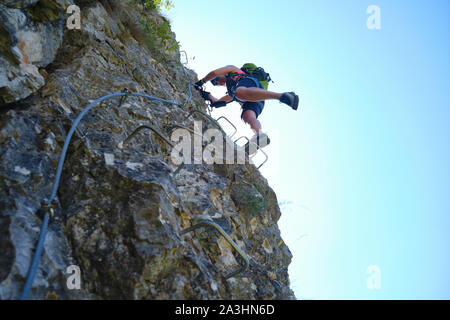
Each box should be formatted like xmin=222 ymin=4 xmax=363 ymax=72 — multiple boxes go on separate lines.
xmin=163 ymin=0 xmax=450 ymax=299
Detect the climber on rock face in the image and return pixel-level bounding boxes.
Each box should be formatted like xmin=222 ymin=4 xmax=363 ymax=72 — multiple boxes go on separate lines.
xmin=194 ymin=64 xmax=299 ymax=153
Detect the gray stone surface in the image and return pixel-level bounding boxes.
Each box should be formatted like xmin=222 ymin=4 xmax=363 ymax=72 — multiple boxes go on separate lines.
xmin=0 ymin=0 xmax=72 ymax=105
xmin=0 ymin=1 xmax=295 ymax=300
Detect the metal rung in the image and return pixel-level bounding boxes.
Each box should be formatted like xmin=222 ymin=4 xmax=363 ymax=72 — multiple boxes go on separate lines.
xmin=179 ymin=50 xmax=192 ymax=108
xmin=255 ymin=147 xmax=268 ymax=169
xmin=184 ymin=109 xmax=227 ymax=136
xmin=122 ymin=124 xmax=175 ymax=149
xmin=165 ymin=123 xmax=203 ymax=138
xmin=234 ymin=136 xmax=268 ymax=169
xmin=181 ymin=220 xmax=249 ymax=279
xmin=164 ymin=124 xmax=199 ymax=178
xmin=216 ymin=116 xmax=237 ymax=138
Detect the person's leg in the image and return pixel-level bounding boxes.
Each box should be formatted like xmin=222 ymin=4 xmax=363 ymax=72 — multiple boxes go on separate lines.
xmin=233 ymin=77 xmax=299 ymax=109
xmin=241 ymin=102 xmax=270 ymax=153
xmin=242 ymin=109 xmax=262 ymax=134
xmin=235 ymin=86 xmax=281 ymax=102
xmin=235 ymin=86 xmax=299 ymax=110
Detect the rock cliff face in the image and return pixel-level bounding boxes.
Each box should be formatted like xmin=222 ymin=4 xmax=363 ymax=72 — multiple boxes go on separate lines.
xmin=0 ymin=0 xmax=295 ymax=299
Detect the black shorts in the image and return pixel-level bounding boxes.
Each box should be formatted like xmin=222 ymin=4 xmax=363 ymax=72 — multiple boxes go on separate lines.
xmin=235 ymin=78 xmax=265 ymax=119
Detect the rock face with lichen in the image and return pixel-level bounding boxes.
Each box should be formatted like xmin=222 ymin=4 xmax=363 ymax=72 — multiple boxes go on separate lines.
xmin=0 ymin=0 xmax=295 ymax=299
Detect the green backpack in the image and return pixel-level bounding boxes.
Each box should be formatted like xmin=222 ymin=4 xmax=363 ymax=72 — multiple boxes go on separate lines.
xmin=241 ymin=63 xmax=272 ymax=90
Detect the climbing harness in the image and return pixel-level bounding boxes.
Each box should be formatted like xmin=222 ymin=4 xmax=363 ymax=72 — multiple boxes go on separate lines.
xmin=225 ymin=73 xmax=263 ymax=104
xmin=180 ymin=220 xmax=249 ymax=279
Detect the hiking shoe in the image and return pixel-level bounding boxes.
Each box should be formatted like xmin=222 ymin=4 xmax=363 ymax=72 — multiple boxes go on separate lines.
xmin=280 ymin=92 xmax=299 ymax=110
xmin=244 ymin=133 xmax=271 ymax=155
xmin=252 ymin=132 xmax=271 ymax=148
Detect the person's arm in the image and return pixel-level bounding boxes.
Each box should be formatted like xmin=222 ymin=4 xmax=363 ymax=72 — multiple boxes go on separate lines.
xmin=198 ymin=89 xmax=232 ymax=104
xmin=207 ymin=94 xmax=233 ymax=108
xmin=201 ymin=65 xmax=241 ymax=83
xmin=209 ymin=94 xmax=233 ymax=104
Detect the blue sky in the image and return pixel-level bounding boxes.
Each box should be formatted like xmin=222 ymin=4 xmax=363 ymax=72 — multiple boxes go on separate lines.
xmin=163 ymin=0 xmax=450 ymax=299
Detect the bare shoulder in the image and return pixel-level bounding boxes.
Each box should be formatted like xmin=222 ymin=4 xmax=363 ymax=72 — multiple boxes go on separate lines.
xmin=213 ymin=65 xmax=241 ymax=76
xmin=224 ymin=65 xmax=240 ymax=72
